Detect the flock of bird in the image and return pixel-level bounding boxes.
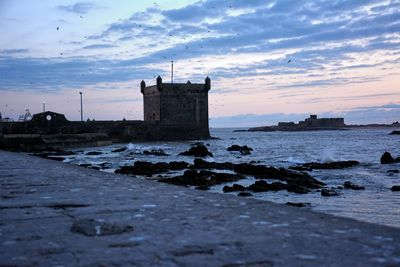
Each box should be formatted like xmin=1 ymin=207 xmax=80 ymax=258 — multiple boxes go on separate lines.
xmin=48 ymin=2 xmax=294 ymax=92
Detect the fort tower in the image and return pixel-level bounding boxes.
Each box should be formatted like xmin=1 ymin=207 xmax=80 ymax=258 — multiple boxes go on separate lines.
xmin=140 ymin=76 xmax=211 ymax=139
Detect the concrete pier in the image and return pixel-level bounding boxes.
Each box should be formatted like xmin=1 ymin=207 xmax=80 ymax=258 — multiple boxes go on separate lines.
xmin=1 ymin=150 xmax=399 ymax=266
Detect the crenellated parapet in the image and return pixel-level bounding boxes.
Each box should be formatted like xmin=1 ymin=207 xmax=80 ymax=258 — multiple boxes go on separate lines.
xmin=156 ymin=75 xmax=163 ymax=91
xmin=140 ymin=80 xmax=146 ymax=94
xmin=205 ymin=76 xmax=211 ymax=91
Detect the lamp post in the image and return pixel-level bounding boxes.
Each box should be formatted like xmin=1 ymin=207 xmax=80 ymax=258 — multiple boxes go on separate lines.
xmin=171 ymin=60 xmax=174 ymax=84
xmin=79 ymin=92 xmax=83 ymax=122
xmin=42 ymin=102 xmax=46 ymax=112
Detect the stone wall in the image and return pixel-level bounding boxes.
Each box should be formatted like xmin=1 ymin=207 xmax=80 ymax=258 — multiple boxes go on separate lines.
xmin=0 ymin=118 xmax=210 ymax=150
xmin=142 ymin=85 xmax=161 ymax=122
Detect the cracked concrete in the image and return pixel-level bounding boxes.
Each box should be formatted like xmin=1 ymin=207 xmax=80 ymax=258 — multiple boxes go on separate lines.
xmin=1 ymin=150 xmax=400 ymax=266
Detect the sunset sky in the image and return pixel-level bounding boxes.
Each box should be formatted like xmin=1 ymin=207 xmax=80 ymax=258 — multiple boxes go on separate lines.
xmin=1 ymin=0 xmax=399 ymax=127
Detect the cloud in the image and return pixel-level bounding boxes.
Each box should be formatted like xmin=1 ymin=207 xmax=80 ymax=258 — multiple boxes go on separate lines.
xmin=351 ymin=103 xmax=400 ymax=110
xmin=82 ymin=0 xmax=400 ymax=76
xmin=1 ymin=0 xmax=400 ymax=109
xmin=276 ymin=76 xmax=382 ymax=89
xmin=82 ymin=44 xmax=117 ymax=49
xmin=210 ymin=103 xmax=400 ymax=127
xmin=0 ymin=49 xmax=29 ymax=54
xmin=57 ymin=2 xmax=95 ymax=14
xmin=306 ymin=93 xmax=400 ymax=104
xmin=0 ymin=56 xmax=165 ymax=91
xmin=162 ymin=2 xmax=224 ymax=23
xmin=340 ymin=103 xmax=400 ymax=125
xmin=210 ymin=113 xmax=309 ymax=128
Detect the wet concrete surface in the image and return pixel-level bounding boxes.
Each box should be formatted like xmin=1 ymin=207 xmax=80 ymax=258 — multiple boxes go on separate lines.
xmin=1 ymin=150 xmax=400 ymax=266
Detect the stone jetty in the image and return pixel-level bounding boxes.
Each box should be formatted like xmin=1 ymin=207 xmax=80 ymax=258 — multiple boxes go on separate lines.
xmin=1 ymin=150 xmax=400 ymax=266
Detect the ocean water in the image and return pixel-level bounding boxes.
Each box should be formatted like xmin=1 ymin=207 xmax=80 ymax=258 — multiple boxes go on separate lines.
xmin=64 ymin=128 xmax=400 ymax=228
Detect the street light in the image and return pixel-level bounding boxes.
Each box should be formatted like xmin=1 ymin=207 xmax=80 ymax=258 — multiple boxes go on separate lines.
xmin=171 ymin=60 xmax=174 ymax=84
xmin=42 ymin=102 xmax=46 ymax=112
xmin=79 ymin=92 xmax=83 ymax=122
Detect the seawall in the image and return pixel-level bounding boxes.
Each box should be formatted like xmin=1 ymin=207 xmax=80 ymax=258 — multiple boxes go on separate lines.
xmin=1 ymin=150 xmax=400 ymax=266
xmin=0 ymin=120 xmax=211 ymax=151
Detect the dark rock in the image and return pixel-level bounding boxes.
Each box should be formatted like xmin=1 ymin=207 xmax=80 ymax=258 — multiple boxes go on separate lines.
xmin=171 ymin=245 xmax=214 ymax=257
xmin=391 ymin=185 xmax=400 ymax=191
xmin=286 ymin=184 xmax=310 ymax=194
xmin=381 ymin=151 xmax=394 ymax=164
xmin=321 ymin=188 xmax=339 ymax=197
xmin=223 ymin=184 xmax=246 ymax=193
xmin=86 ymin=151 xmax=103 ymax=156
xmin=238 ymin=192 xmax=252 ymax=197
xmin=179 ymin=144 xmax=213 ymax=157
xmin=343 ymin=181 xmax=365 ymax=190
xmin=191 ymin=142 xmax=205 ymax=146
xmin=234 ymin=163 xmax=324 ymax=190
xmin=158 ymin=170 xmax=244 ymax=188
xmin=193 ymin=160 xmax=324 ymax=193
xmin=245 ymin=179 xmax=311 ymax=194
xmin=112 ymin=147 xmax=127 ymax=153
xmin=227 ymin=145 xmax=253 ymax=155
xmin=71 ymin=219 xmax=133 ymax=236
xmin=168 ymin=161 xmax=189 ymax=170
xmin=89 ymin=166 xmax=101 ymax=170
xmin=99 ymin=162 xmax=112 ymax=169
xmin=247 ymin=180 xmax=288 ymax=192
xmin=143 ymin=149 xmax=169 ymax=156
xmin=195 ymin=185 xmax=210 ymax=191
xmin=115 ymin=161 xmax=188 ymax=176
xmin=380 ymin=152 xmax=400 ymax=164
xmin=79 ymin=163 xmax=92 ymax=168
xmin=286 ymin=202 xmax=310 ymax=207
xmin=389 ymin=130 xmax=400 ymax=135
xmin=191 ymin=158 xmax=235 ymax=170
xmin=290 ymin=160 xmax=359 ymax=170
xmin=289 ymin=166 xmax=313 ymax=172
xmin=115 ymin=161 xmax=167 ymax=175
xmin=234 ymin=163 xmax=278 ymax=176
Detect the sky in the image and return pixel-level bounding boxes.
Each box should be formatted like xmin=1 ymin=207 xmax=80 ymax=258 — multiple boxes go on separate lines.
xmin=0 ymin=0 xmax=399 ymax=127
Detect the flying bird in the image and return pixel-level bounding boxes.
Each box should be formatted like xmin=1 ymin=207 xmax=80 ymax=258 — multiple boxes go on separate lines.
xmin=287 ymin=59 xmax=292 ymax=63
xmin=80 ymin=15 xmax=84 ymax=19
xmin=56 ymin=26 xmax=59 ymax=31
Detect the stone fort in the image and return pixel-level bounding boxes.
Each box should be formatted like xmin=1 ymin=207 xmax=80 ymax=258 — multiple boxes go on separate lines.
xmin=140 ymin=75 xmax=211 ymax=139
xmin=0 ymin=76 xmax=212 ymax=150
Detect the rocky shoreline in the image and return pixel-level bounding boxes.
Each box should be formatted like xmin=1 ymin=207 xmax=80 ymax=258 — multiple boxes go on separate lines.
xmin=31 ymin=144 xmax=400 ymax=201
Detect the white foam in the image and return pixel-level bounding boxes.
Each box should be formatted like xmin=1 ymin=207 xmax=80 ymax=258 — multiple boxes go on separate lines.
xmin=287 ymin=156 xmax=306 ymax=164
xmin=321 ymin=148 xmax=337 ymax=163
xmin=141 ymin=204 xmax=157 ymax=208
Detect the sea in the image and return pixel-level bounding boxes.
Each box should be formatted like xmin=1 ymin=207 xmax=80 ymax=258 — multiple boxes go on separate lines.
xmin=63 ymin=128 xmax=400 ymax=228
